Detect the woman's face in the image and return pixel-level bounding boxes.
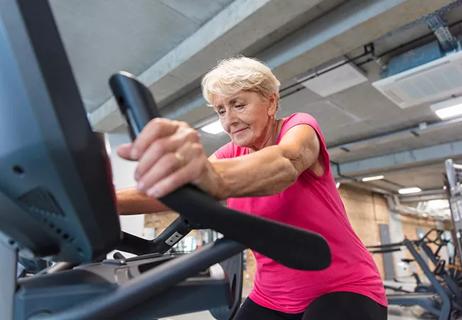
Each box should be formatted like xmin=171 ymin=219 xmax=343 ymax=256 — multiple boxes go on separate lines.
xmin=211 ymin=90 xmax=277 ymax=150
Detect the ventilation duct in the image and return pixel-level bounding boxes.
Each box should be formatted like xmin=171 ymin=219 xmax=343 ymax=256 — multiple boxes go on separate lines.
xmin=425 ymin=14 xmax=459 ymax=53
xmin=386 ymin=195 xmax=450 ymax=221
xmin=372 ymin=41 xmax=462 ymax=109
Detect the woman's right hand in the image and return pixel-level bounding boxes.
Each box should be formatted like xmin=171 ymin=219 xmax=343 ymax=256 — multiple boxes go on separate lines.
xmin=117 ymin=118 xmax=221 ymax=199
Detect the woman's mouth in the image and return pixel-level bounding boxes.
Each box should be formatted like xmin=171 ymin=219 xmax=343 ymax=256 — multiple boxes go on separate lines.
xmin=232 ymin=128 xmax=248 ymax=134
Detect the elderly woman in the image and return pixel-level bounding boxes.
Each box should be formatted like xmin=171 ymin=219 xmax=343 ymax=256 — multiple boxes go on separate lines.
xmin=117 ymin=57 xmax=387 ymax=320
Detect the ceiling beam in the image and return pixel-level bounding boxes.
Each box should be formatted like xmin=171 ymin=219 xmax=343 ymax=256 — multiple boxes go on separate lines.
xmin=332 ymin=140 xmax=462 ymax=179
xmin=329 ymin=116 xmax=462 ymax=161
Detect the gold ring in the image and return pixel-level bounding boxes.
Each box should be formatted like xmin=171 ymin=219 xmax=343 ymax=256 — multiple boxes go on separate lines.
xmin=175 ymin=152 xmax=186 ymax=167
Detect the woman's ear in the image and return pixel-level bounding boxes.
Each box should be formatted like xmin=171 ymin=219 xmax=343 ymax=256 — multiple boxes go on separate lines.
xmin=267 ymin=92 xmax=278 ymax=117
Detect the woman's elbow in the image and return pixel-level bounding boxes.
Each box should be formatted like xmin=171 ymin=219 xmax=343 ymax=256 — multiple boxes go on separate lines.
xmin=272 ymin=164 xmax=298 ymax=193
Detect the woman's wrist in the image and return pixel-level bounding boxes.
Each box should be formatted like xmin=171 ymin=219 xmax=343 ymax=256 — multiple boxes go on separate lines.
xmin=116 ymin=188 xmax=169 ymax=214
xmin=195 ymin=161 xmax=229 ymax=200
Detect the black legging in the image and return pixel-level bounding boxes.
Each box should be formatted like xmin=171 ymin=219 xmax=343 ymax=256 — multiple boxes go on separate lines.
xmin=233 ymin=292 xmax=387 ymax=320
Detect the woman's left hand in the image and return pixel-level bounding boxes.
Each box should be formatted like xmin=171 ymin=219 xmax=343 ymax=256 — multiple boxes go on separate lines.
xmin=117 ymin=118 xmax=213 ymax=198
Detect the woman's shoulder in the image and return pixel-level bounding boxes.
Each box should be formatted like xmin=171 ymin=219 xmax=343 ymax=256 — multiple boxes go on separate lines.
xmin=280 ymin=112 xmax=320 ymax=135
xmin=282 ymin=112 xmax=317 ymax=125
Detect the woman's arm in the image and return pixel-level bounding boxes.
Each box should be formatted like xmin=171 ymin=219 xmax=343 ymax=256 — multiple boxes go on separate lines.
xmin=116 ymin=188 xmax=170 ymax=215
xmin=117 ymin=119 xmax=321 ymax=201
xmin=206 ymin=124 xmax=322 ymax=199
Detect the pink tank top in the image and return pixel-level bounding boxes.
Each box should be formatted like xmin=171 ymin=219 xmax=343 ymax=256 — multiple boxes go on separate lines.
xmin=214 ymin=113 xmax=387 ymax=313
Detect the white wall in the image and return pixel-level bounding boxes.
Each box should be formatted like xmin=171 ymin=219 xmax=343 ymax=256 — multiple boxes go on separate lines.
xmin=106 ymin=128 xmax=144 ymax=236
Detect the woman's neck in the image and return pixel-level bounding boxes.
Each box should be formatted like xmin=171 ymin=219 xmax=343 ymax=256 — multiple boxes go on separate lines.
xmin=249 ymin=118 xmax=281 ymax=152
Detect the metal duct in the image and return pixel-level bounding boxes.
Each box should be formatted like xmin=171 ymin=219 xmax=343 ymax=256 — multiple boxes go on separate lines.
xmin=386 ymin=194 xmax=450 ymax=221
xmin=426 ymin=13 xmax=459 ymax=52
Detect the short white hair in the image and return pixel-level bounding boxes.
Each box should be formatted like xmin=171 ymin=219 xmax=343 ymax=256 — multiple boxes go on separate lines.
xmin=201 ymin=56 xmax=280 ymax=105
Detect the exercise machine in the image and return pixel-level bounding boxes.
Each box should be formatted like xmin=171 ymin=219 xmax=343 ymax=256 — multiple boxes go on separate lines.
xmin=445 ymin=159 xmax=462 ymax=266
xmin=369 ymin=229 xmax=462 ymax=320
xmin=0 ymin=1 xmax=331 ymax=319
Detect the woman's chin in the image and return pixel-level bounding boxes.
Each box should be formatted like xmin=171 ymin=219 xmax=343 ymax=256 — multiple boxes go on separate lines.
xmin=232 ymin=137 xmax=251 ymax=147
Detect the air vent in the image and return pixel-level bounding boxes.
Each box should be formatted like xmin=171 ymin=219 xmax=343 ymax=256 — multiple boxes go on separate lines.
xmin=18 ymin=187 xmax=65 ymax=217
xmin=372 ymin=50 xmax=462 ymax=108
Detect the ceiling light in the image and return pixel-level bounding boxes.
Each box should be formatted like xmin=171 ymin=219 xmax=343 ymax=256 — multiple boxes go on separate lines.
xmin=200 ymin=120 xmax=224 ymax=134
xmin=398 ymin=187 xmax=422 ymax=195
xmin=361 ymin=175 xmax=384 ymax=182
xmin=336 ymin=182 xmax=341 ymax=189
xmin=431 ymin=96 xmax=462 ymax=120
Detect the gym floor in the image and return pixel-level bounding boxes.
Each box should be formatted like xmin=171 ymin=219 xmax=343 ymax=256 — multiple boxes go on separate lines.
xmin=160 ymin=306 xmax=428 ymax=319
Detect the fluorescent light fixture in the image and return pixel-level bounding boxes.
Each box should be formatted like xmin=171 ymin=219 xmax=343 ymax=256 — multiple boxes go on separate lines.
xmin=200 ymin=120 xmax=224 ymax=134
xmin=431 ymin=96 xmax=462 ymax=120
xmin=301 ymin=62 xmax=368 ymax=97
xmin=398 ymin=187 xmax=422 ymax=195
xmin=361 ymin=175 xmax=384 ymax=182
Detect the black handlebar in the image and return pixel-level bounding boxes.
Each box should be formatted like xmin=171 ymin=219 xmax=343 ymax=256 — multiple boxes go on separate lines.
xmin=118 ymin=217 xmax=197 ymax=256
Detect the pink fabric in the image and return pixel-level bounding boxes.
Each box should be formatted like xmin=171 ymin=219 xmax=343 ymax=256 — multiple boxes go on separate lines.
xmin=215 ymin=113 xmax=387 ymax=313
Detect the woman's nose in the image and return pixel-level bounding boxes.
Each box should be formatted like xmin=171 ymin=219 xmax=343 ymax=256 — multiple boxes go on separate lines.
xmin=222 ymin=110 xmax=237 ymax=130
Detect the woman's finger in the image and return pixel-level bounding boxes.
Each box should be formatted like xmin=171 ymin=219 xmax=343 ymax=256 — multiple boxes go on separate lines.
xmin=146 ymin=159 xmax=203 ymax=198
xmin=131 ymin=118 xmax=180 ymax=159
xmin=116 ymin=143 xmax=134 ymax=160
xmin=134 ymin=127 xmax=200 ymax=180
xmin=137 ymin=148 xmax=189 ymax=193
xmin=135 ymin=136 xmax=179 ymax=180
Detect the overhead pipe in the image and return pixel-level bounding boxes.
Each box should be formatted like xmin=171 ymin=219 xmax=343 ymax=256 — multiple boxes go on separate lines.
xmin=386 ymin=194 xmax=449 ymax=221
xmin=425 ymin=13 xmax=460 ymax=53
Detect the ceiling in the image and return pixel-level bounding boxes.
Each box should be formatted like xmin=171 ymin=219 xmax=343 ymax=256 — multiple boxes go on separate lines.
xmin=49 ymin=0 xmax=234 ymax=112
xmin=49 ymin=0 xmax=462 ymax=200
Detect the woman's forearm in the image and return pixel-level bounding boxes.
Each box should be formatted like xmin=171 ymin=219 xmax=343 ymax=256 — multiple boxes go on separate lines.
xmin=205 ymin=125 xmax=320 ymax=199
xmin=116 ymin=188 xmax=170 ymax=215
xmin=209 ymin=145 xmax=300 ymax=199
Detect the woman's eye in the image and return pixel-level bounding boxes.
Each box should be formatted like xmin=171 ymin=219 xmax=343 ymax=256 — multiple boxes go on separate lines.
xmin=235 ymin=104 xmax=245 ymax=109
xmin=217 ymin=109 xmax=225 ymax=115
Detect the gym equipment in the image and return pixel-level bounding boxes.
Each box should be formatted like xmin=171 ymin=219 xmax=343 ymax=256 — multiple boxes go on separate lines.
xmin=445 ymin=159 xmax=462 ymax=266
xmin=0 ymin=1 xmax=331 ymax=319
xmin=369 ymin=229 xmax=462 ymax=320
